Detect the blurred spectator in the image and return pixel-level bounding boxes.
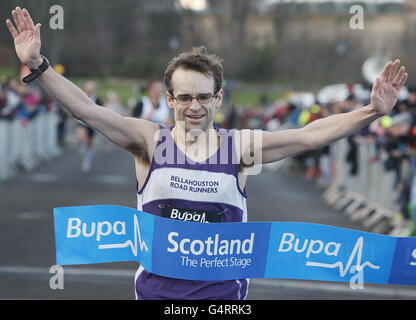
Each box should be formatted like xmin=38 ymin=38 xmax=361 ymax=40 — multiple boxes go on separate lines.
xmin=0 ymin=78 xmax=19 ymax=120
xmin=131 ymin=80 xmax=170 ymax=125
xmin=405 ymin=87 xmax=416 ymax=126
xmin=76 ymin=80 xmax=102 ymax=172
xmin=104 ymin=90 xmax=123 ymax=151
xmin=224 ymin=104 xmax=237 ymax=129
xmin=56 ymin=103 xmax=69 ymax=147
xmin=105 ymin=90 xmax=123 ymax=115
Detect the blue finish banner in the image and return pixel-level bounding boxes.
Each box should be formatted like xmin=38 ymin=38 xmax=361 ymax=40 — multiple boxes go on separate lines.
xmin=53 ymin=205 xmax=416 ymax=286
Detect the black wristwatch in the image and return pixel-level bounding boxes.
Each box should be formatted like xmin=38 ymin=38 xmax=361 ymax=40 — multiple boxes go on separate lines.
xmin=23 ymin=55 xmax=50 ymax=83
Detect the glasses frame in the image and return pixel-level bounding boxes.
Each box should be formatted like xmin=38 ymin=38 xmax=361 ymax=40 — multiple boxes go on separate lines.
xmin=169 ymin=91 xmax=219 ymax=106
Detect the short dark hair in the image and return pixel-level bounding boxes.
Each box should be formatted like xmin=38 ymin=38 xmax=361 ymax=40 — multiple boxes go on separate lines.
xmin=164 ymin=46 xmax=224 ymax=96
xmin=146 ymin=79 xmax=162 ymax=91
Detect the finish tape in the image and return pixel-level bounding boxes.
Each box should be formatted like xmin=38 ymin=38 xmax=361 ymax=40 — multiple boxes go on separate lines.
xmin=54 ymin=205 xmax=416 ymax=285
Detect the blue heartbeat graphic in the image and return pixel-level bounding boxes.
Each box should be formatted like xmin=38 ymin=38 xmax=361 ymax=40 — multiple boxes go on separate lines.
xmin=98 ymin=214 xmax=148 ymax=256
xmin=305 ymin=237 xmax=380 ymax=277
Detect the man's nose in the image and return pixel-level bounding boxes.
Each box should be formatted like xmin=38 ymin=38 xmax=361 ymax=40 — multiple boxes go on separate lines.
xmin=188 ymin=98 xmax=202 ymax=111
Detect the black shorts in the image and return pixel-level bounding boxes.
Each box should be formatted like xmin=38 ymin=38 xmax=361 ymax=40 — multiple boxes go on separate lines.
xmin=86 ymin=126 xmax=95 ymax=138
xmin=77 ymin=123 xmax=95 ymax=138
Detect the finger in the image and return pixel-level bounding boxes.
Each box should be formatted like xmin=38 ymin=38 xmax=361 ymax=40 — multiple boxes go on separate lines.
xmin=398 ymin=72 xmax=408 ymax=89
xmin=373 ymin=77 xmax=381 ymax=90
xmin=22 ymin=8 xmax=35 ymax=30
xmin=387 ymin=59 xmax=400 ymax=83
xmin=34 ymin=23 xmax=41 ymax=39
xmin=380 ymin=61 xmax=392 ymax=82
xmin=11 ymin=10 xmax=22 ymax=33
xmin=392 ymin=66 xmax=405 ymax=86
xmin=376 ymin=77 xmax=384 ymax=94
xmin=15 ymin=7 xmax=27 ymax=32
xmin=371 ymin=77 xmax=381 ymax=97
xmin=5 ymin=19 xmax=19 ymax=39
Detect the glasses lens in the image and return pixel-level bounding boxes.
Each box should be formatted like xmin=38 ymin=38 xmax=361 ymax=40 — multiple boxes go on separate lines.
xmin=197 ymin=93 xmax=213 ymax=104
xmin=176 ymin=95 xmax=193 ymax=105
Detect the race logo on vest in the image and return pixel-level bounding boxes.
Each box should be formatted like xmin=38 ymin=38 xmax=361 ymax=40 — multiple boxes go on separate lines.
xmin=161 ymin=206 xmax=222 ymax=223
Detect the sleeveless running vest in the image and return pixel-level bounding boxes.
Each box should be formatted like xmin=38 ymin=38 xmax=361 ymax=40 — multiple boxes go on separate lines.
xmin=134 ymin=125 xmax=249 ymax=300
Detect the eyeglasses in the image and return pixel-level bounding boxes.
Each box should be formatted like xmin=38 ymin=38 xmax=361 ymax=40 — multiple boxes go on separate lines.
xmin=169 ymin=92 xmax=218 ymax=106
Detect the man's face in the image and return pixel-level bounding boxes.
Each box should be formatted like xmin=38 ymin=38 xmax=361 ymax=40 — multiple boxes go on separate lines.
xmin=148 ymin=81 xmax=163 ymax=106
xmin=409 ymin=92 xmax=416 ymax=104
xmin=84 ymin=81 xmax=96 ymax=97
xmin=167 ymin=67 xmax=222 ymax=132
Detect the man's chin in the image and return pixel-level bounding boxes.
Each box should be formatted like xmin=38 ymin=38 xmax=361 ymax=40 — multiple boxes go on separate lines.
xmin=184 ymin=120 xmax=210 ymax=132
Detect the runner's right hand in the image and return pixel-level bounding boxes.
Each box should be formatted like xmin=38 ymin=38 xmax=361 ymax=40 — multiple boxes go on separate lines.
xmin=6 ymin=7 xmax=43 ymax=69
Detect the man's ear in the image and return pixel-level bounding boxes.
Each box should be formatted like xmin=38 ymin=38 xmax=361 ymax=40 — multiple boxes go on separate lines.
xmin=166 ymin=91 xmax=174 ymax=110
xmin=215 ymin=88 xmax=224 ymax=109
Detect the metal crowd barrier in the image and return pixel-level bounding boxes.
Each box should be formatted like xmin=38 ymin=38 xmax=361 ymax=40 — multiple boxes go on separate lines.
xmin=323 ymin=137 xmax=413 ymax=236
xmin=0 ymin=111 xmax=61 ymax=181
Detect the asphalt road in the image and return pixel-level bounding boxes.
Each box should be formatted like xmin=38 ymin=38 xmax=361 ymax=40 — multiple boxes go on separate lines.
xmin=0 ymin=129 xmax=415 ymax=300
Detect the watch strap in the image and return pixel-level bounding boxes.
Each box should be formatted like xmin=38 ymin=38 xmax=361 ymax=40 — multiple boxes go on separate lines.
xmin=23 ymin=56 xmax=49 ymax=83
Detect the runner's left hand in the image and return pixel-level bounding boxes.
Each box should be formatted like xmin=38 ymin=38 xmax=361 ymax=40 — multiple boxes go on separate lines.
xmin=370 ymin=59 xmax=408 ymax=116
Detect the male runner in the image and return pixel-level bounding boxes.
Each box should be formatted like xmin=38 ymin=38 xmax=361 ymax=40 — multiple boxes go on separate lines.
xmin=6 ymin=7 xmax=408 ymax=300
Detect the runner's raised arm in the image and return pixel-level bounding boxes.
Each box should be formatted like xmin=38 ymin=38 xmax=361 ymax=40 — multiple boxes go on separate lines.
xmin=5 ymin=7 xmax=158 ymax=156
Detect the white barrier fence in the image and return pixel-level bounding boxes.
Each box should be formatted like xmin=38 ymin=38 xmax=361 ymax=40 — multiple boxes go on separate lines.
xmin=323 ymin=137 xmax=413 ymax=236
xmin=0 ymin=111 xmax=61 ymax=181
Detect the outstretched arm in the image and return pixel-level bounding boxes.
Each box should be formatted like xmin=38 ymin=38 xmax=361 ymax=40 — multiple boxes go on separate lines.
xmin=258 ymin=60 xmax=408 ymax=164
xmin=6 ymin=7 xmax=157 ymax=155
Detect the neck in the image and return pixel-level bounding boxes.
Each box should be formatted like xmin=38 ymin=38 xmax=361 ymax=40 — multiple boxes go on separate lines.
xmin=172 ymin=123 xmax=218 ymax=149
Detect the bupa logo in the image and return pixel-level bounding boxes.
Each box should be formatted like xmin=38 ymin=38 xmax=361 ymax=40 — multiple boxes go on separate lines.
xmin=67 ymin=218 xmax=126 ymax=241
xmin=277 ymin=233 xmax=380 ymax=283
xmin=165 ymin=208 xmax=209 ymax=223
xmin=66 ymin=215 xmax=148 ymax=256
xmin=161 ymin=207 xmax=222 ymax=223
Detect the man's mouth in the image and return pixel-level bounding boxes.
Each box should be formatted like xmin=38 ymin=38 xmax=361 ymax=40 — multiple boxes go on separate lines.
xmin=185 ymin=114 xmax=205 ymax=120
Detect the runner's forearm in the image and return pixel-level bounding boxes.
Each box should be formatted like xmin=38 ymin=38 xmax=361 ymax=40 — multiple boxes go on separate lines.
xmin=37 ymin=67 xmax=99 ymax=121
xmin=303 ymin=104 xmax=380 ymax=149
